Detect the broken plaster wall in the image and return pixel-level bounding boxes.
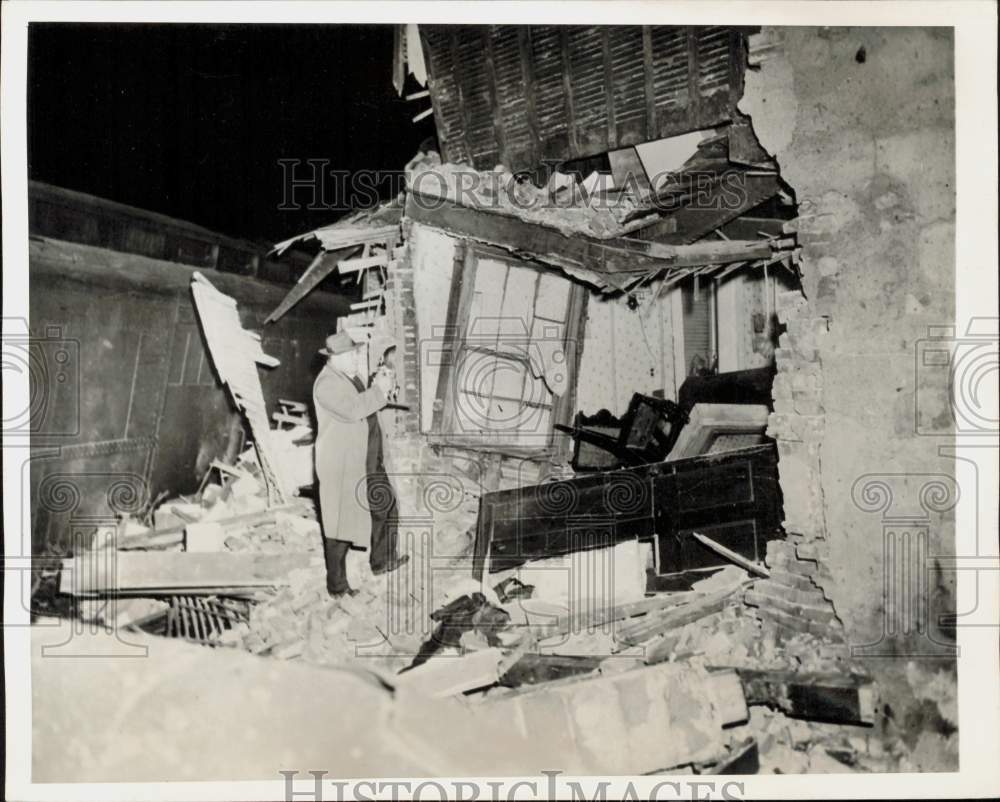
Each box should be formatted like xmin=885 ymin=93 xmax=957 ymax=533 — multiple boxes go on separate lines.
xmin=576 ymin=281 xmax=676 ymax=415
xmin=575 ymin=266 xmax=797 ymax=418
xmin=741 ymin=27 xmax=957 ymax=683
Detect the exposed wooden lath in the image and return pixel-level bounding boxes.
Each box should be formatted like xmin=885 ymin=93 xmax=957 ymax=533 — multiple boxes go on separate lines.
xmin=420 ymin=25 xmax=755 ymax=172
xmin=266 ymin=219 xmax=401 ymax=323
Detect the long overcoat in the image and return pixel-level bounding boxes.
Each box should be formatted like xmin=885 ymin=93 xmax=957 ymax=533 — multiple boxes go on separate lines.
xmin=312 ymin=364 xmax=386 ymax=549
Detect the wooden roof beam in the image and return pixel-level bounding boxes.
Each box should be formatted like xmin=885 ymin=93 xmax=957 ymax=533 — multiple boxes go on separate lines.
xmin=404 ymin=192 xmax=789 ymax=279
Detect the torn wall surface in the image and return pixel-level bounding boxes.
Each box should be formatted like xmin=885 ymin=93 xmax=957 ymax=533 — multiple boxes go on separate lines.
xmin=740 ymin=26 xmax=959 ymax=769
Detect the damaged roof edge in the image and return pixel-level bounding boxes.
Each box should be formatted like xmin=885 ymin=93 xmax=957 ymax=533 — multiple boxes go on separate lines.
xmin=264 ymin=189 xmax=794 ymax=320
xmin=404 ymin=192 xmax=792 ymax=290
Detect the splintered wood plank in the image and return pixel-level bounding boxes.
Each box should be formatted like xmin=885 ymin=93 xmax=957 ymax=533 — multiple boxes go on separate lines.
xmin=692 ymin=532 xmax=770 ymax=577
xmin=404 ymin=193 xmax=780 ymax=278
xmin=499 ymin=653 xmax=601 ymax=686
xmin=615 ymin=583 xmax=748 ymax=647
xmin=338 ymin=253 xmax=389 ymax=275
xmin=60 ymin=551 xmax=313 ymax=595
xmin=265 ymin=249 xmax=350 ymax=323
xmin=519 ymin=591 xmax=700 ymax=642
xmin=191 ymin=272 xmax=292 ymax=504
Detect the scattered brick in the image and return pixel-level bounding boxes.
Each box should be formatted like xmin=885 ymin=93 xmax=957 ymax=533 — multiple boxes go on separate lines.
xmin=744 ymin=589 xmax=838 ymax=625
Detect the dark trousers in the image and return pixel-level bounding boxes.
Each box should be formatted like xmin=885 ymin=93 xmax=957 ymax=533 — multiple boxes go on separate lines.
xmin=323 ymin=465 xmax=398 ymax=593
xmin=323 ymin=538 xmax=351 ymax=595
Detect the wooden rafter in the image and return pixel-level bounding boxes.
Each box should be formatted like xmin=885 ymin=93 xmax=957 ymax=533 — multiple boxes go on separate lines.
xmin=405 ymin=192 xmax=791 ymax=287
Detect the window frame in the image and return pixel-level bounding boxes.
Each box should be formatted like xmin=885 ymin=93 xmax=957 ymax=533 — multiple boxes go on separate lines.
xmin=427 ymin=241 xmax=587 ymax=459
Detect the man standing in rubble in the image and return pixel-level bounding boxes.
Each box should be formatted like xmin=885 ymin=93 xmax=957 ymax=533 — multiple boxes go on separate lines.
xmin=313 ymin=330 xmax=407 ymax=597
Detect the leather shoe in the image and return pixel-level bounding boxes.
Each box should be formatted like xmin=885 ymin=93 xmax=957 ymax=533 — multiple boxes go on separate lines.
xmin=371 ymin=554 xmax=410 ymax=576
xmin=327 ymin=587 xmax=359 ymax=599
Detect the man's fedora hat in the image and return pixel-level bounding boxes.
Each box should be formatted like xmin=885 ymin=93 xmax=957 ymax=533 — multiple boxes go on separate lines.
xmin=319 ymin=330 xmax=362 ymax=357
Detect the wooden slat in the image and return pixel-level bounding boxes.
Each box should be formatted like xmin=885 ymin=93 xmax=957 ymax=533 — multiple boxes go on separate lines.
xmin=685 ymin=28 xmax=702 ymax=127
xmin=450 ymin=27 xmax=478 ymax=163
xmin=265 ymin=248 xmax=350 ymax=323
xmin=518 ymin=27 xmax=542 ymax=166
xmin=692 ymin=532 xmax=769 ymax=577
xmin=418 ymin=26 xmax=749 ymax=172
xmin=615 ymin=582 xmax=747 ymax=647
xmin=559 ymin=27 xmax=580 ymax=154
xmin=642 ymin=27 xmax=657 ymax=140
xmin=338 ymin=253 xmax=388 ymax=275
xmin=602 ymin=27 xmax=617 ymax=150
xmin=483 ymin=29 xmax=508 ymax=165
xmin=527 ymin=591 xmax=700 ymax=641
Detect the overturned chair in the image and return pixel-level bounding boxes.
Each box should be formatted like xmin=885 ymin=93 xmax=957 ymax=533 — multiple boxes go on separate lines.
xmin=555 ymin=392 xmax=689 ymax=471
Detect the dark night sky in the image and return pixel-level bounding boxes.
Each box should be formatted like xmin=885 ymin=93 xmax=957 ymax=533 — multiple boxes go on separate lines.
xmin=27 ymin=24 xmax=432 ymax=244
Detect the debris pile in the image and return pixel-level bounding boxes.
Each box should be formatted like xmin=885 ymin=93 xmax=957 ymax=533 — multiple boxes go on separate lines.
xmin=54 ymin=264 xmax=913 ymax=777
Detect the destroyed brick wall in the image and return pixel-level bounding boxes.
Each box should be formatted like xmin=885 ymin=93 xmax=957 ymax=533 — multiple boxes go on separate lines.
xmin=378 ymin=219 xmax=552 ymax=616
xmin=740 ymin=26 xmax=958 ymax=743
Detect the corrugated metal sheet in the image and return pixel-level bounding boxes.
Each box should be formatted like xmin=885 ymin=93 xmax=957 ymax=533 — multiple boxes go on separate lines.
xmin=421 ymin=25 xmax=752 ymax=171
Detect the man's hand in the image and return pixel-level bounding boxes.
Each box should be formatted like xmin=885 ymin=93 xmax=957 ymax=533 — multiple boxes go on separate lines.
xmin=373 ymin=366 xmax=396 ymax=400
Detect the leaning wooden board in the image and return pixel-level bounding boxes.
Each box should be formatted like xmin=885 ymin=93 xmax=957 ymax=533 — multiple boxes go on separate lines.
xmin=60 ymin=551 xmax=314 ymax=596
